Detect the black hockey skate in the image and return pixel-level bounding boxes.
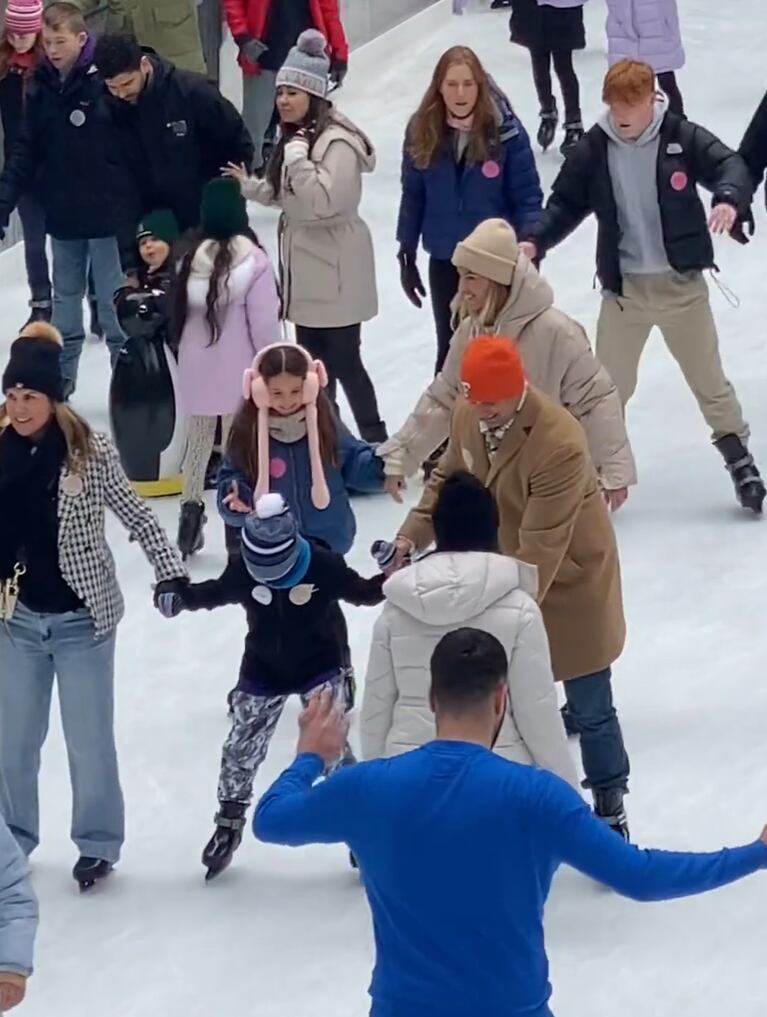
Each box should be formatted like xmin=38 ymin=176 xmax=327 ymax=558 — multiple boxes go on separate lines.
xmin=594 ymin=789 xmax=630 ymax=841
xmin=73 ymin=856 xmax=113 ymax=892
xmin=177 ymin=500 xmax=206 ymax=560
xmin=202 ymin=801 xmax=247 ymax=881
xmin=560 ymin=121 xmax=584 ymax=157
xmin=537 ymin=107 xmax=558 ymax=152
xmin=715 ymin=434 xmax=766 ymax=514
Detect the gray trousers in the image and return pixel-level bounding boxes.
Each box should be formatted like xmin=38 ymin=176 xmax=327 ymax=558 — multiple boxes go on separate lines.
xmin=0 ymin=605 xmax=124 ymax=863
xmin=242 ymin=69 xmax=277 ymax=169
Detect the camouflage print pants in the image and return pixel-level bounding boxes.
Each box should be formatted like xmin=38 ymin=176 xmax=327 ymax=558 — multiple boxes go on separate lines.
xmin=217 ymin=673 xmax=356 ymax=805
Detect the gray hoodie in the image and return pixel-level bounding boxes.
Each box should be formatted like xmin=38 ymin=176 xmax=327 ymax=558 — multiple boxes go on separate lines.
xmin=600 ymin=95 xmax=671 ymax=277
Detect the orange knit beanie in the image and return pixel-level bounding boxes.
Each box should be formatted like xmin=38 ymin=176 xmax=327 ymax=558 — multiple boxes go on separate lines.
xmin=460 ymin=335 xmax=526 ymax=403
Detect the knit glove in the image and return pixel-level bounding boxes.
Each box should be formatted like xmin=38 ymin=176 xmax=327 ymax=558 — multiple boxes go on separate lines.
xmin=397 ymin=250 xmax=426 ymax=309
xmin=235 ymin=35 xmax=268 ymax=64
xmin=153 ymin=578 xmax=189 ymax=618
xmin=329 ymin=58 xmax=348 ymax=88
xmin=283 ymin=131 xmax=311 ymax=168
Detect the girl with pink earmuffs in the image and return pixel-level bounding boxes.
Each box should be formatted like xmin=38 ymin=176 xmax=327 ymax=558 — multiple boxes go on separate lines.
xmin=218 ymin=343 xmax=386 ymax=557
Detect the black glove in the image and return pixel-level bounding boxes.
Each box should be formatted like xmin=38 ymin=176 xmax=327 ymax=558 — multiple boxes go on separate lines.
xmin=731 ymin=208 xmax=755 ymax=246
xmin=329 ymin=58 xmax=348 ymax=88
xmin=235 ymin=35 xmax=268 ymax=65
xmin=397 ymin=250 xmax=426 ymax=309
xmin=153 ymin=578 xmax=189 ymax=619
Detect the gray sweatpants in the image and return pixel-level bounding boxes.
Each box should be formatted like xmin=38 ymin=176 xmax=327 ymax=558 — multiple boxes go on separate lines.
xmin=242 ymin=69 xmax=277 ymax=169
xmin=596 ymin=270 xmax=748 ymax=442
xmin=218 ymin=674 xmax=356 ymax=804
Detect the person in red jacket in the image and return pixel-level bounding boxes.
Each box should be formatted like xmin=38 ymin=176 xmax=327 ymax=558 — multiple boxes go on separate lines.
xmin=223 ymin=0 xmax=348 ymax=170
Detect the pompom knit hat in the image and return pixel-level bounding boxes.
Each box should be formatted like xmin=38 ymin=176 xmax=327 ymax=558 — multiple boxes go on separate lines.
xmin=276 ymin=29 xmax=330 ymax=99
xmin=452 ymin=219 xmax=519 ymax=286
xmin=137 ymin=208 xmax=180 ymax=246
xmin=200 ymin=178 xmax=249 ymax=241
xmin=241 ymin=494 xmax=310 ymax=584
xmin=460 ymin=335 xmax=526 ymax=403
xmin=2 ymin=323 xmax=64 ymax=402
xmin=242 ymin=343 xmax=331 ymax=510
xmin=3 ymin=0 xmax=43 ymax=35
xmin=433 ymin=471 xmax=499 ymax=553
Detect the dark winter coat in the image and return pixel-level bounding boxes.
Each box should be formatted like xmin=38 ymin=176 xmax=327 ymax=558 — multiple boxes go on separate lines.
xmin=525 ymin=112 xmax=753 ymax=295
xmin=107 ymin=53 xmax=254 ymax=231
xmin=0 ymin=65 xmax=27 ymax=164
xmin=180 ymin=544 xmax=385 ymax=695
xmin=509 ymin=0 xmax=586 ymax=52
xmin=0 ymin=40 xmax=140 ymax=263
xmin=396 ymin=91 xmax=543 ymax=262
xmin=739 ymin=89 xmax=767 ymax=208
xmin=218 ymin=422 xmax=385 ymax=555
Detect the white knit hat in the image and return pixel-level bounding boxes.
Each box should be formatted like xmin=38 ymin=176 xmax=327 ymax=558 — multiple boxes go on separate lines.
xmin=452 ymin=218 xmax=519 ymax=286
xmin=276 ymin=29 xmax=330 ymax=100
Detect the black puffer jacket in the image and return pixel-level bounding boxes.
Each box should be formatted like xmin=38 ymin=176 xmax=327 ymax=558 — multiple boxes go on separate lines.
xmin=107 ymin=54 xmax=254 ymax=231
xmin=739 ymin=89 xmax=767 ymax=207
xmin=0 ymin=42 xmax=140 ymax=264
xmin=526 ymin=112 xmax=753 ymax=295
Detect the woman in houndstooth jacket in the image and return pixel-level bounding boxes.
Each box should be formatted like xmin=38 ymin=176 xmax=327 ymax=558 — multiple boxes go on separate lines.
xmin=0 ymin=323 xmax=187 ymax=891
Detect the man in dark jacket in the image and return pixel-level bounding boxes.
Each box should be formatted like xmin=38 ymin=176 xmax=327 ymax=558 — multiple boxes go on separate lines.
xmin=739 ymin=89 xmax=767 ymax=210
xmin=0 ymin=2 xmax=139 ymax=395
xmin=92 ymin=33 xmax=254 ymax=231
xmin=520 ymin=59 xmax=765 ymax=514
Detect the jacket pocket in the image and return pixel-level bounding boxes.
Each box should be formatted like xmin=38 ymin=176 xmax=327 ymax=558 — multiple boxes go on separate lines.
xmin=152 ymin=0 xmax=192 ymax=27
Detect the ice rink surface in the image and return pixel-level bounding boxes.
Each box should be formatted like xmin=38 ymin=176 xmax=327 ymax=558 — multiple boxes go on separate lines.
xmin=1 ymin=1 xmax=766 ymax=1013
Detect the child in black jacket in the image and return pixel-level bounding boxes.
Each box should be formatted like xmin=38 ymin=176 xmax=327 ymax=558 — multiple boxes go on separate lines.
xmin=155 ymin=492 xmax=385 ymax=879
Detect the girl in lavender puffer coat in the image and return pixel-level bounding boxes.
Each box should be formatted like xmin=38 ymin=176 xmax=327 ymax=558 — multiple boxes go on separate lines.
xmin=174 ymin=177 xmax=281 ymax=559
xmin=605 ymin=0 xmax=685 ymax=114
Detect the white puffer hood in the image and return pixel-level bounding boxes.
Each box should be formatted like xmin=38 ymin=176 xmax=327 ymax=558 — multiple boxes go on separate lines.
xmin=383 ymin=551 xmax=539 ymax=626
xmin=190 ymin=235 xmax=255 ymax=278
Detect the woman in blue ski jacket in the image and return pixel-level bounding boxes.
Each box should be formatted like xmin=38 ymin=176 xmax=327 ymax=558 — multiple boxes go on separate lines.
xmin=396 ymin=44 xmax=542 ymax=374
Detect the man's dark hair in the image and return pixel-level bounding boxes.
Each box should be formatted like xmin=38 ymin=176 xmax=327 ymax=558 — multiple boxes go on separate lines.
xmin=93 ymin=33 xmax=143 ymax=78
xmin=430 ymin=628 xmax=507 ymax=712
xmin=433 ymin=471 xmax=499 ymax=553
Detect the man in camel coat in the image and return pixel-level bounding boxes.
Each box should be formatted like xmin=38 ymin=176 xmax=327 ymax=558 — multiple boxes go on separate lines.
xmin=394 ymin=335 xmax=632 ymax=837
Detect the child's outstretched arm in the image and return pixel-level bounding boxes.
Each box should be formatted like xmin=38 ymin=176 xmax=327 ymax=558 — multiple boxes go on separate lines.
xmin=330 ymin=556 xmax=386 ymax=607
xmin=218 ymin=459 xmax=255 ymax=528
xmin=337 ymin=424 xmax=386 ymax=495
xmin=155 ymin=562 xmax=244 ymax=617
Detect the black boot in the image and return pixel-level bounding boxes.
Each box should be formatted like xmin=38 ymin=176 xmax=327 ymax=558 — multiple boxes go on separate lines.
xmin=560 ymin=121 xmax=584 ymax=157
xmin=202 ymin=801 xmax=247 ymax=880
xmin=537 ymin=106 xmax=559 ymax=152
xmin=89 ymin=299 xmax=104 ymax=341
xmin=177 ymin=500 xmax=206 ymax=560
xmin=594 ymin=788 xmax=630 ymax=841
xmin=23 ymin=298 xmax=52 ymax=327
xmin=714 ymin=434 xmax=766 ymax=514
xmin=560 ymin=703 xmax=580 ymax=738
xmin=73 ymin=856 xmax=113 ymax=892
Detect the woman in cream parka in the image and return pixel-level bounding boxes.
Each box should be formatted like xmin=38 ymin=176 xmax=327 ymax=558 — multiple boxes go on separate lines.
xmin=361 ymin=472 xmax=578 ymax=788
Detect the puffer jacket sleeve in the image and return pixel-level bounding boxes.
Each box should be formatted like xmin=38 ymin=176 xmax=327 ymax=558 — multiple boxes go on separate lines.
xmin=524 ymin=137 xmax=595 ymax=254
xmin=338 ymin=426 xmax=386 ymax=493
xmin=502 ymin=119 xmax=543 ymax=236
xmin=739 ymin=90 xmax=767 ymax=190
xmin=687 ymin=121 xmax=753 ymax=214
xmin=100 ymin=436 xmax=187 ymax=582
xmin=217 ymin=458 xmax=254 ymax=527
xmin=507 ymin=603 xmax=579 ymax=788
xmin=360 ymin=611 xmax=398 ymax=760
xmin=556 ymin=318 xmax=637 ymax=489
xmin=0 ymin=816 xmax=37 ymax=977
xmin=283 ymin=138 xmax=363 ymax=218
xmin=240 ymin=174 xmax=278 ymax=207
xmin=396 ymin=139 xmax=425 ymax=256
xmin=377 ymin=322 xmax=467 ymax=477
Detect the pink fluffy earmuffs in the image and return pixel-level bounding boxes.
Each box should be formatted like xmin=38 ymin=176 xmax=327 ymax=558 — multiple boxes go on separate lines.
xmin=242 ymin=343 xmax=331 ymax=510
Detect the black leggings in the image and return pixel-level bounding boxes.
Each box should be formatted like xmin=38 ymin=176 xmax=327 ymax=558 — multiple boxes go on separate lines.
xmin=530 ymin=48 xmax=581 ymax=124
xmin=428 ymin=258 xmax=460 ymax=375
xmin=295 ymin=323 xmax=387 ymax=444
xmin=657 ymin=71 xmax=685 ymax=117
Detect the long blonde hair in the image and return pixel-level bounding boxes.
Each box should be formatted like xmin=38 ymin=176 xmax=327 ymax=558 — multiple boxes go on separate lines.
xmin=0 ymin=324 xmax=95 ymax=471
xmin=453 ymin=279 xmax=510 ymax=333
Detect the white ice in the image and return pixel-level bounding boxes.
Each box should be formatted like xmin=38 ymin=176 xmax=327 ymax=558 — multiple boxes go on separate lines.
xmin=1 ymin=0 xmax=766 ymax=1013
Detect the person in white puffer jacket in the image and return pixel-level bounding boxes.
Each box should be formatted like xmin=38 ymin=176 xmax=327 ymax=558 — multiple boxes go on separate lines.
xmin=360 ymin=472 xmax=578 ymax=788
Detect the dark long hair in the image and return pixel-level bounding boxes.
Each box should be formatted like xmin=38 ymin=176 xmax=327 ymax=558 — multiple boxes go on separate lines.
xmin=173 ymin=225 xmax=265 ymax=347
xmin=227 ymin=345 xmax=339 ymax=481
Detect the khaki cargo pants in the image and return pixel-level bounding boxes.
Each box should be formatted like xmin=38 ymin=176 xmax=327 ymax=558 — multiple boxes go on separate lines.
xmin=596 ymin=271 xmax=748 ymax=441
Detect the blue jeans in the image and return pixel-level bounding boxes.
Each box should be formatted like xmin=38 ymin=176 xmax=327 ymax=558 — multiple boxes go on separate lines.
xmin=563 ymin=668 xmax=630 ymax=791
xmin=51 ymin=237 xmax=126 ymax=386
xmin=0 ymin=604 xmax=124 ymax=863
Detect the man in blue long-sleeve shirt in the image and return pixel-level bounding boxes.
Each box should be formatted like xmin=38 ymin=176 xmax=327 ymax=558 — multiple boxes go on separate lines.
xmin=254 ymin=628 xmax=767 ymax=1017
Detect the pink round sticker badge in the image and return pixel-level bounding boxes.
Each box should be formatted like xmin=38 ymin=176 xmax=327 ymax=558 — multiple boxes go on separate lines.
xmin=482 ymin=160 xmax=501 ymax=179
xmin=270 ymin=457 xmax=287 ymax=479
xmin=670 ymin=170 xmax=688 ymax=191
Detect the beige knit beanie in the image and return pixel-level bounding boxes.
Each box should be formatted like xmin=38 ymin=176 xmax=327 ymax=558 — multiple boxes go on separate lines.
xmin=451 ymin=218 xmax=519 ymax=285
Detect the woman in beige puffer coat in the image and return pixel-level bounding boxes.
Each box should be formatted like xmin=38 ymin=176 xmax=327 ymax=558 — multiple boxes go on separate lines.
xmin=228 ymin=30 xmax=387 ymax=444
xmin=360 ymin=472 xmax=578 ymax=788
xmin=377 ymin=217 xmax=636 ymax=510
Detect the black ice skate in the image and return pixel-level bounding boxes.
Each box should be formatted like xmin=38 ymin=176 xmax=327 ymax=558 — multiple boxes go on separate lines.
xmin=560 ymin=121 xmax=584 ymax=157
xmin=203 ymin=802 xmax=247 ymax=880
xmin=714 ymin=434 xmax=766 ymax=514
xmin=593 ymin=789 xmax=630 ymax=841
xmin=73 ymin=856 xmax=113 ymax=892
xmin=537 ymin=107 xmax=559 ymax=152
xmin=177 ymin=500 xmax=206 ymax=560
